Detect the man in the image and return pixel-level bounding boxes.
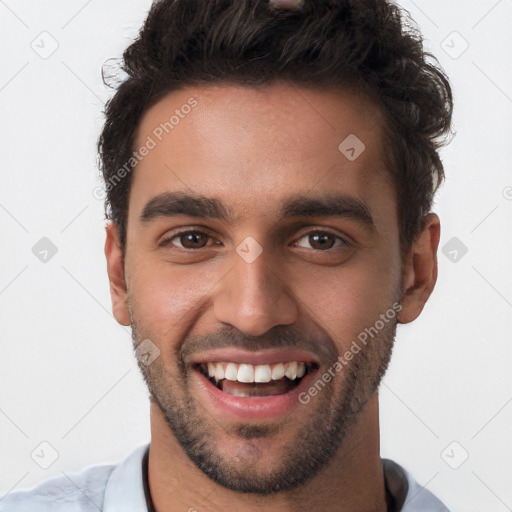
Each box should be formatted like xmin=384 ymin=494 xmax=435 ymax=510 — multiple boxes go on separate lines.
xmin=1 ymin=0 xmax=453 ymax=510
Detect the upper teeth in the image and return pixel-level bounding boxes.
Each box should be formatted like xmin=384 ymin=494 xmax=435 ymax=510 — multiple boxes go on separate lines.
xmin=205 ymin=361 xmax=307 ymax=383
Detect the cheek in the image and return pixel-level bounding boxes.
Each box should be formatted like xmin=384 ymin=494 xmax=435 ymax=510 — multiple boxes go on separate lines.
xmin=289 ymin=250 xmax=400 ymax=345
xmin=126 ymin=260 xmax=210 ymax=344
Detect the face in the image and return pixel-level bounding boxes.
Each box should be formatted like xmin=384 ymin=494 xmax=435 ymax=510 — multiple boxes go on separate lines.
xmin=106 ymin=82 xmax=415 ymax=494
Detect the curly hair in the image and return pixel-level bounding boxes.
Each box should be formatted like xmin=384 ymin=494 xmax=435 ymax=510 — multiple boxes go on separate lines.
xmin=98 ymin=0 xmax=453 ymax=256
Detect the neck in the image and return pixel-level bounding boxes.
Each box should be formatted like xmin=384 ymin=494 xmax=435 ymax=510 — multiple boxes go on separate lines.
xmin=148 ymin=393 xmax=387 ymax=512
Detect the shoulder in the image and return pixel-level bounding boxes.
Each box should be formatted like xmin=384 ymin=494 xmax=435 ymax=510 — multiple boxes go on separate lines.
xmin=0 ymin=444 xmax=150 ymax=512
xmin=382 ymin=458 xmax=451 ymax=512
xmin=0 ymin=462 xmax=116 ymax=512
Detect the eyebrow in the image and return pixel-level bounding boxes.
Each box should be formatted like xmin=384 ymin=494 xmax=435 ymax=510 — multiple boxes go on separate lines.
xmin=139 ymin=191 xmax=375 ymax=230
xmin=140 ymin=192 xmax=234 ymax=222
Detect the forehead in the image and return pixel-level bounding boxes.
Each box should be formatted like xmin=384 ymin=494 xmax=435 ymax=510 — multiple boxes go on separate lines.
xmin=129 ymin=82 xmax=394 ymax=224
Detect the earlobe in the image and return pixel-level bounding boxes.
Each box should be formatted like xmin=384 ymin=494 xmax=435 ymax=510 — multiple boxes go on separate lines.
xmin=397 ymin=214 xmax=441 ymax=324
xmin=104 ymin=221 xmax=131 ymax=326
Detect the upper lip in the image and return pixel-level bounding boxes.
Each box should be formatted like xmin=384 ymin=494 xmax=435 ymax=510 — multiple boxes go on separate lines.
xmin=186 ymin=347 xmax=321 ymax=366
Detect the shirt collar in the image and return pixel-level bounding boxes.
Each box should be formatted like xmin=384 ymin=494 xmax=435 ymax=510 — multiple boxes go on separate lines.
xmin=103 ymin=443 xmax=150 ymax=512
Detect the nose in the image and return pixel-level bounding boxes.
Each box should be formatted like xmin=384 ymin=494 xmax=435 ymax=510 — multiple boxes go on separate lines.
xmin=213 ymin=248 xmax=299 ymax=337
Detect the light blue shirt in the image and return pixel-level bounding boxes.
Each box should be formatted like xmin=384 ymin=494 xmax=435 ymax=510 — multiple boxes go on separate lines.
xmin=0 ymin=443 xmax=450 ymax=511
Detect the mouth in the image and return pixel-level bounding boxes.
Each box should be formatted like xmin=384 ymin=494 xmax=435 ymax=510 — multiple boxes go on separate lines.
xmin=188 ymin=349 xmax=322 ymax=421
xmin=194 ymin=360 xmax=318 ymax=398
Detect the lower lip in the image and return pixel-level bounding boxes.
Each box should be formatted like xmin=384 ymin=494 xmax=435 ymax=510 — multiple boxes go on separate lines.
xmin=193 ymin=367 xmax=318 ymax=421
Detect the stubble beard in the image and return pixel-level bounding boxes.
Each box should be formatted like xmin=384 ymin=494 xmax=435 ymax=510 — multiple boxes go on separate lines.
xmin=130 ymin=314 xmax=397 ymax=495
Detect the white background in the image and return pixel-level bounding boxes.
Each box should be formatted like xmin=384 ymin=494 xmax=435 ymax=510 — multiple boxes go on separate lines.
xmin=0 ymin=1 xmax=511 ymax=511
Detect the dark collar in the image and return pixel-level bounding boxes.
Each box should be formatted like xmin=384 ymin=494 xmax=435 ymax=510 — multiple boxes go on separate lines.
xmin=142 ymin=446 xmax=157 ymax=512
xmin=383 ymin=458 xmax=409 ymax=512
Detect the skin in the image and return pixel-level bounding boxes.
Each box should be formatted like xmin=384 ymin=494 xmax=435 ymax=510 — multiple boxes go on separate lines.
xmin=104 ymin=82 xmax=440 ymax=511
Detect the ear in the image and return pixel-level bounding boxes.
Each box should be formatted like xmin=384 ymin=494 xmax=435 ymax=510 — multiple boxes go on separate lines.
xmin=104 ymin=221 xmax=131 ymax=326
xmin=397 ymin=213 xmax=440 ymax=324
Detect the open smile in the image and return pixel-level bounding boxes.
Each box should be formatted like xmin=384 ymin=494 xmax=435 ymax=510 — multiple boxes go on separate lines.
xmin=189 ymin=349 xmax=321 ymax=421
xmin=195 ymin=360 xmax=316 ymax=397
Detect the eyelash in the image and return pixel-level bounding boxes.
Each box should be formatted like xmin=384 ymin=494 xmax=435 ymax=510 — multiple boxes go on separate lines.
xmin=159 ymin=229 xmax=219 ymax=249
xmin=159 ymin=228 xmax=351 ymax=251
xmin=294 ymin=231 xmax=350 ymax=250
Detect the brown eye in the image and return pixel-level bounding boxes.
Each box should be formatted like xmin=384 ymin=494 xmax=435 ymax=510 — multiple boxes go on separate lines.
xmin=179 ymin=232 xmax=209 ymax=249
xmin=309 ymin=233 xmax=334 ymax=250
xmin=161 ymin=230 xmax=212 ymax=249
xmin=295 ymin=232 xmax=349 ymax=251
